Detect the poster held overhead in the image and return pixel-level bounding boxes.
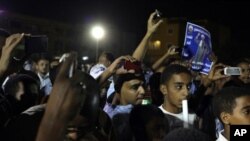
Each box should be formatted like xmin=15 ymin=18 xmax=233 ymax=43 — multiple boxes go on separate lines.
xmin=182 ymin=22 xmax=213 ymax=74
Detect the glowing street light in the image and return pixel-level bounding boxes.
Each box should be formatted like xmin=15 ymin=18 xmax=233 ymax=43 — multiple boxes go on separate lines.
xmin=91 ymin=25 xmax=105 ymax=61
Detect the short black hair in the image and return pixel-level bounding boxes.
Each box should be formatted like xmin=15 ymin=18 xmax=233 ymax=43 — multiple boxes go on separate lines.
xmin=160 ymin=64 xmax=191 ymax=85
xmin=4 ymin=74 xmax=39 ymax=98
xmin=99 ymin=52 xmax=115 ymax=63
xmin=163 ymin=128 xmax=211 ymax=141
xmin=130 ymin=105 xmax=169 ymax=141
xmin=212 ymin=87 xmax=250 ymax=122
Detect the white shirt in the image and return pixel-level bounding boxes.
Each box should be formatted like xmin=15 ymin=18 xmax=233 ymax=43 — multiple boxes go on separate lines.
xmin=89 ymin=64 xmax=106 ymax=79
xmin=90 ymin=63 xmax=114 ymax=98
xmin=159 ymin=105 xmax=196 ymax=125
xmin=37 ymin=72 xmax=52 ymax=95
xmin=216 ymin=130 xmax=228 ymax=141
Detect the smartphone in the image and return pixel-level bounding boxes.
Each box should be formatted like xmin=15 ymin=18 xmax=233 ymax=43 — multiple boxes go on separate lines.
xmin=224 ymin=67 xmax=241 ymax=76
xmin=155 ymin=9 xmax=162 ymax=18
xmin=124 ymin=60 xmax=141 ymax=72
xmin=25 ymin=35 xmax=48 ymax=55
xmin=154 ymin=9 xmax=162 ymax=21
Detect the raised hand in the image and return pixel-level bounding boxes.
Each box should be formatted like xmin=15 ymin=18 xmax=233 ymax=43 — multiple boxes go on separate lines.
xmin=147 ymin=11 xmax=163 ymax=35
xmin=208 ymin=63 xmax=229 ymax=81
xmin=0 ymin=33 xmax=25 ymax=77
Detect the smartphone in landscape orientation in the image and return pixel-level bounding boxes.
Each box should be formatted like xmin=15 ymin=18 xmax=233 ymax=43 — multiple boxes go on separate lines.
xmin=224 ymin=67 xmax=241 ymax=76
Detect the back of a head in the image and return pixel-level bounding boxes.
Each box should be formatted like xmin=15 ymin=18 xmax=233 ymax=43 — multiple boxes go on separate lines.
xmin=4 ymin=74 xmax=39 ymax=115
xmin=130 ymin=105 xmax=168 ymax=141
xmin=99 ymin=52 xmax=114 ymax=63
xmin=160 ymin=64 xmax=191 ymax=85
xmin=4 ymin=74 xmax=39 ymax=98
xmin=112 ymin=113 xmax=133 ymax=141
xmin=212 ymin=87 xmax=250 ymax=123
xmin=103 ymin=52 xmax=115 ymax=63
xmin=130 ymin=105 xmax=166 ymax=129
xmin=163 ymin=128 xmax=211 ymax=141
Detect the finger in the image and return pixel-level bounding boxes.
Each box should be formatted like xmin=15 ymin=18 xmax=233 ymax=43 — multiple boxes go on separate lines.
xmin=124 ymin=55 xmax=136 ymax=62
xmin=154 ymin=19 xmax=163 ymax=27
xmin=57 ymin=52 xmax=77 ymax=79
xmin=216 ymin=68 xmax=224 ymax=72
xmin=24 ymin=33 xmax=31 ymax=36
xmin=5 ymin=33 xmax=22 ymax=46
xmin=148 ymin=11 xmax=157 ymax=22
xmin=170 ymin=45 xmax=178 ymax=49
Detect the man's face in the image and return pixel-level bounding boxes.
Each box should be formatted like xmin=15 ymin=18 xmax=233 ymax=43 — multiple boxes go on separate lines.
xmin=36 ymin=59 xmax=50 ymax=75
xmin=238 ymin=62 xmax=250 ymax=84
xmin=120 ymin=79 xmax=145 ymax=105
xmin=228 ymin=96 xmax=250 ymax=125
xmin=163 ymin=73 xmax=192 ymax=109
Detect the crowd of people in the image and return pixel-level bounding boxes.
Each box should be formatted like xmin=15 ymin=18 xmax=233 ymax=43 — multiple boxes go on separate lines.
xmin=0 ymin=11 xmax=249 ymax=141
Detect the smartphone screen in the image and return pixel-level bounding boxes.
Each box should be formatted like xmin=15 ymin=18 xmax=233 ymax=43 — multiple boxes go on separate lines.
xmin=224 ymin=67 xmax=241 ymax=76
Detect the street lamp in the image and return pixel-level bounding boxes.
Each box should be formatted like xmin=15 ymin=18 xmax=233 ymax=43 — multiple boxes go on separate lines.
xmin=91 ymin=25 xmax=105 ymax=62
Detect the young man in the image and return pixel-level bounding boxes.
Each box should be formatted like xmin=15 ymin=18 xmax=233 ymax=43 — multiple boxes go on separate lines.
xmin=213 ymin=87 xmax=250 ymax=141
xmin=159 ymin=64 xmax=197 ymax=130
xmin=103 ymin=72 xmax=146 ymax=118
xmin=34 ymin=53 xmax=52 ymax=96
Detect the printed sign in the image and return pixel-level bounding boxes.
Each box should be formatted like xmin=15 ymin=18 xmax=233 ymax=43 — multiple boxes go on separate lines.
xmin=182 ymin=22 xmax=213 ymax=74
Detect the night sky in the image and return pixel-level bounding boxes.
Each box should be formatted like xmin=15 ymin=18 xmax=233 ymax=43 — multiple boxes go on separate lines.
xmin=1 ymin=0 xmax=250 ymax=58
xmin=1 ymin=0 xmax=249 ymax=31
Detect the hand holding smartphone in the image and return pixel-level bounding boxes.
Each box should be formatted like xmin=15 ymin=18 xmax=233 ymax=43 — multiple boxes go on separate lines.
xmin=12 ymin=35 xmax=48 ymax=61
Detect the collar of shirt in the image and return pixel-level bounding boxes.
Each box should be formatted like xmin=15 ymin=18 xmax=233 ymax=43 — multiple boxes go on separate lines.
xmin=216 ymin=130 xmax=228 ymax=141
xmin=38 ymin=72 xmax=50 ymax=80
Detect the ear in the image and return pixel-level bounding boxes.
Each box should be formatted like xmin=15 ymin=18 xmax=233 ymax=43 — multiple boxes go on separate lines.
xmin=220 ymin=112 xmax=231 ymax=125
xmin=160 ymin=84 xmax=168 ymax=96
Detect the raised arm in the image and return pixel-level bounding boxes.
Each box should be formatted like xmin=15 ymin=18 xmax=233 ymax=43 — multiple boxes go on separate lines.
xmin=0 ymin=33 xmax=24 ymax=77
xmin=151 ymin=45 xmax=179 ymax=71
xmin=97 ymin=55 xmax=136 ymax=88
xmin=132 ymin=11 xmax=163 ymax=61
